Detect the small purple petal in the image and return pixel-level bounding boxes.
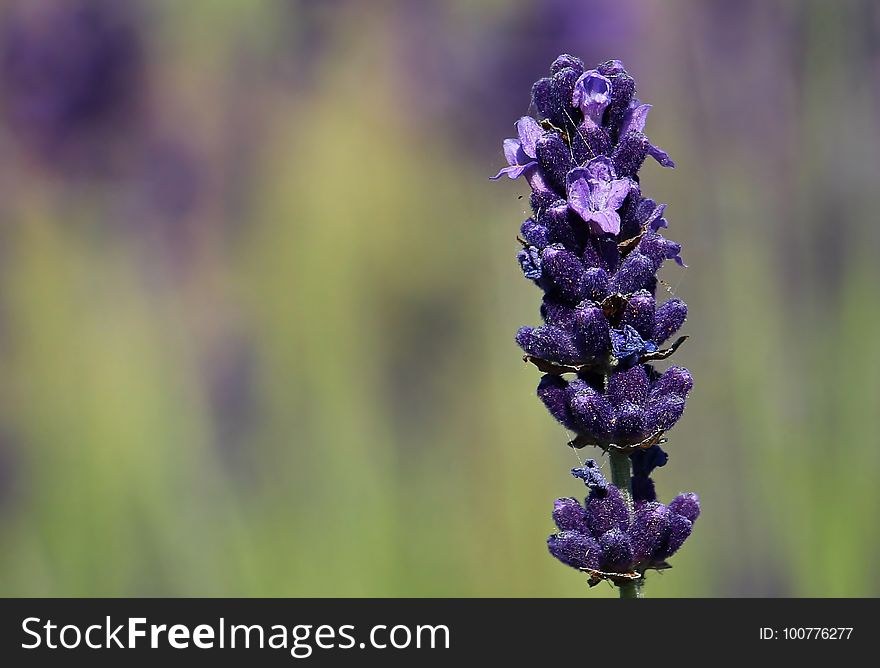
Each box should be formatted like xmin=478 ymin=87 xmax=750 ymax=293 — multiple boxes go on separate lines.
xmin=631 ymin=445 xmax=669 ymax=477
xmin=639 ymin=233 xmax=683 ymax=270
xmin=644 ymin=202 xmax=668 ymax=232
xmin=516 ymin=116 xmax=544 ymax=159
xmin=606 ymin=178 xmax=632 ymax=211
xmin=503 ymin=137 xmax=521 ymax=165
xmin=566 ymin=178 xmax=595 ymax=222
xmin=587 ymin=209 xmax=622 ymax=235
xmin=650 ymin=366 xmax=694 ymax=401
xmin=647 ymin=143 xmax=675 ymax=168
xmin=621 ymin=103 xmax=651 ymax=136
xmin=584 ymin=155 xmax=615 ymax=183
xmin=610 ymin=325 xmax=655 ymax=361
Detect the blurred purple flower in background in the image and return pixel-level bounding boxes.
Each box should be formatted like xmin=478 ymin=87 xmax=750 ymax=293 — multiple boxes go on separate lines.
xmin=389 ymin=0 xmax=647 ymax=154
xmin=0 ymin=0 xmax=145 ymax=167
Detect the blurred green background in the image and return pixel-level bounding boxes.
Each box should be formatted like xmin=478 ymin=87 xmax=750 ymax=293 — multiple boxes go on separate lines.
xmin=0 ymin=0 xmax=878 ymax=597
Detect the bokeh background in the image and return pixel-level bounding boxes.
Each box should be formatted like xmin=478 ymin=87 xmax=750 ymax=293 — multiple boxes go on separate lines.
xmin=0 ymin=0 xmax=878 ymax=598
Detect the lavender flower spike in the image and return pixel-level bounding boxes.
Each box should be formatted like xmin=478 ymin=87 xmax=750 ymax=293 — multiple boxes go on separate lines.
xmin=496 ymin=55 xmax=697 ymax=598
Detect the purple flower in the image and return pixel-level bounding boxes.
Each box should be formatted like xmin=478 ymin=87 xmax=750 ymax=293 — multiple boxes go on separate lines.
xmin=572 ymin=69 xmax=612 ymax=125
xmin=620 ymin=102 xmax=675 ymax=168
xmin=566 ymin=157 xmax=631 ymax=235
xmin=500 ymin=56 xmax=698 ymax=592
xmin=490 ymin=116 xmax=546 ymax=190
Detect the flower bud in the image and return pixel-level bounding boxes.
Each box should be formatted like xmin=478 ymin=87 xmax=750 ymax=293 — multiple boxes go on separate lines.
xmin=653 ymin=298 xmax=688 ymax=344
xmin=553 ymin=497 xmax=590 ymax=532
xmin=609 ymin=251 xmax=654 ymax=294
xmin=585 ymin=484 xmax=629 ymax=536
xmin=598 ymin=529 xmax=635 ymax=572
xmin=612 ymin=131 xmax=649 ymax=178
xmin=536 ymin=133 xmax=573 ymax=194
xmin=630 ymin=502 xmax=671 ymax=566
xmin=607 ymin=364 xmax=650 ymax=407
xmin=621 ymin=290 xmax=656 ymax=339
xmin=537 ymin=375 xmax=576 ymax=430
xmin=668 ymin=492 xmax=701 ymax=523
xmin=644 ymin=394 xmax=686 ymax=433
xmin=573 ymin=303 xmax=610 ymax=359
xmin=548 ymin=531 xmax=601 ymax=570
xmin=516 ymin=325 xmax=580 ymax=365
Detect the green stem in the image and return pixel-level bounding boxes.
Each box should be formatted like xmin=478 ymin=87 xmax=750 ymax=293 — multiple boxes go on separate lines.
xmin=609 ymin=449 xmax=642 ymax=599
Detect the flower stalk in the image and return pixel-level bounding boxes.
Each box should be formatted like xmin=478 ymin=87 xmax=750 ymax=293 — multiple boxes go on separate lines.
xmin=608 ymin=450 xmax=639 ymax=598
xmin=493 ymin=54 xmax=701 ymax=597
